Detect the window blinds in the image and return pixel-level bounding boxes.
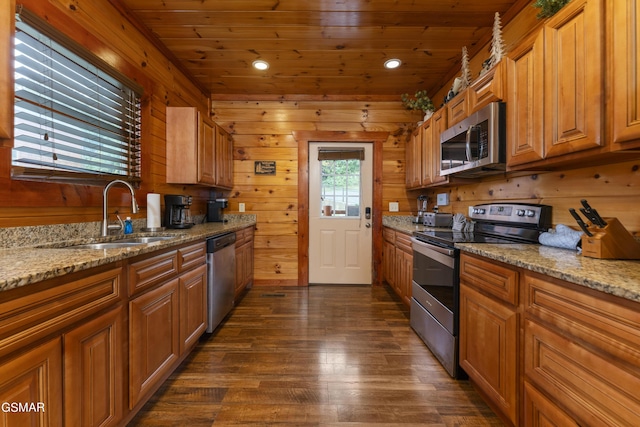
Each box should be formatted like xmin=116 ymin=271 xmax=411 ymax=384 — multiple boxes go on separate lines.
xmin=12 ymin=11 xmax=141 ymax=183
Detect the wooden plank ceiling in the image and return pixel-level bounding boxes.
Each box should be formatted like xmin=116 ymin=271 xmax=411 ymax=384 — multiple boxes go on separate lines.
xmin=114 ymin=0 xmax=530 ymax=97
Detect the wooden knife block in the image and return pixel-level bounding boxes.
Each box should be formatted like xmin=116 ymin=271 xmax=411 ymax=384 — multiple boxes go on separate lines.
xmin=581 ymin=217 xmax=640 ymax=260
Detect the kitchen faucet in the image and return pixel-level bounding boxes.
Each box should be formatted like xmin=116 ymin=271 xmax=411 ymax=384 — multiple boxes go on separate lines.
xmin=102 ymin=179 xmax=139 ymax=236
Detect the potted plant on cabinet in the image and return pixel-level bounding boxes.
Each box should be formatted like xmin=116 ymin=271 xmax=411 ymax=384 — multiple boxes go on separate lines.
xmin=401 ymin=90 xmax=435 ymax=122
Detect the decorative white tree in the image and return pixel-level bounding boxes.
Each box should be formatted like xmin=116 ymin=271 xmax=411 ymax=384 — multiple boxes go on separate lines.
xmin=490 ymin=12 xmax=506 ymax=67
xmin=460 ymin=46 xmax=471 ymax=89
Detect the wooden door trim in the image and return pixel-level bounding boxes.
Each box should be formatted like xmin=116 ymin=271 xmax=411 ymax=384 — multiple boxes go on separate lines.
xmin=294 ymin=131 xmax=389 ymax=287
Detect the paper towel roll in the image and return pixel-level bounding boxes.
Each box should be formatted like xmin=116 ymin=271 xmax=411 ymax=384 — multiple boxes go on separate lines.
xmin=147 ymin=193 xmax=161 ymax=228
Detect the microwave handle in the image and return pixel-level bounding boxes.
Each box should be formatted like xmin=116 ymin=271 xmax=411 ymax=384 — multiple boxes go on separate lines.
xmin=465 ymin=125 xmax=479 ymax=162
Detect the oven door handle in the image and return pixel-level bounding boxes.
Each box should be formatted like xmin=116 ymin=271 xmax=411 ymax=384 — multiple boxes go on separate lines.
xmin=411 ymin=237 xmax=457 ymax=269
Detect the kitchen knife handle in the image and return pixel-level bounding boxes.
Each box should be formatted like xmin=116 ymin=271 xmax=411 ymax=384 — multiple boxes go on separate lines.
xmin=570 ymin=208 xmax=593 ymax=236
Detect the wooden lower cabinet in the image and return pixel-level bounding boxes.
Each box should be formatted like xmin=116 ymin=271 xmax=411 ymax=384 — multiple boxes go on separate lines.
xmin=459 ymin=283 xmax=518 ymax=425
xmin=382 ymin=227 xmax=412 ymax=306
xmin=64 ymin=306 xmax=125 ymax=427
xmin=235 ymin=226 xmax=254 ymax=299
xmin=129 ymin=278 xmax=180 ymax=409
xmin=0 ymin=338 xmax=63 ymax=427
xmin=523 ymin=381 xmax=579 ymax=427
xmin=461 ymin=252 xmax=640 ymax=426
xmin=524 ymin=272 xmax=640 ymax=426
xmin=179 ymin=263 xmax=208 ymax=354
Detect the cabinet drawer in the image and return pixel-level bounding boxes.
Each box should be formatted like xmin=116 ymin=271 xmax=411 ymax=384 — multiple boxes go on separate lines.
xmin=128 ymin=250 xmax=178 ymax=295
xmin=382 ymin=227 xmax=395 ymax=244
xmin=525 ymin=319 xmax=640 ymax=426
xmin=460 ymin=253 xmax=519 ymax=306
xmin=524 ymin=271 xmax=640 ymax=369
xmin=0 ymin=266 xmax=123 ymax=358
xmin=178 ymin=242 xmax=206 ymax=272
xmin=395 ymin=231 xmax=412 ymax=253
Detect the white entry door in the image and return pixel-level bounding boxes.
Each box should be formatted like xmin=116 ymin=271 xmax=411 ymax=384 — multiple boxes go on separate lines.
xmin=308 ymin=142 xmax=373 ymax=284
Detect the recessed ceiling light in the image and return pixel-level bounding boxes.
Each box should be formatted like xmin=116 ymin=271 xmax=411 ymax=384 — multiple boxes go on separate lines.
xmin=384 ymin=59 xmax=402 ymax=69
xmin=253 ymin=60 xmax=269 ymax=70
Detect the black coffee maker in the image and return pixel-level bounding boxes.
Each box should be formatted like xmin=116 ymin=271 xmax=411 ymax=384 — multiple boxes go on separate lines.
xmin=164 ymin=194 xmax=195 ymax=229
xmin=207 ymin=198 xmax=228 ymax=222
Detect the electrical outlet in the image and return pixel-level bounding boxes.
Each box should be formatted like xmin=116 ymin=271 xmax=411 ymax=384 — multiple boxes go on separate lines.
xmin=389 ymin=202 xmax=399 ymax=212
xmin=239 ymin=203 xmax=245 ymax=212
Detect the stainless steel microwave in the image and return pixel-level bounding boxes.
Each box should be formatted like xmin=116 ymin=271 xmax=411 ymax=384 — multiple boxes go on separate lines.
xmin=439 ymin=102 xmax=506 ymax=178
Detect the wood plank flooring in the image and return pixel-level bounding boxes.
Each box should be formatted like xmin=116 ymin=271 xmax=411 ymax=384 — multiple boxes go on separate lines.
xmin=128 ymin=285 xmax=504 ymax=426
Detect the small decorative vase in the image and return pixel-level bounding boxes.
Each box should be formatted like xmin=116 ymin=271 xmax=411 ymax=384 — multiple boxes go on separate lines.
xmin=423 ymin=111 xmax=433 ymax=121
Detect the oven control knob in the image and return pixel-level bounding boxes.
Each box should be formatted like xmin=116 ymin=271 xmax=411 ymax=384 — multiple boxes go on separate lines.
xmin=479 ymin=208 xmax=486 ymax=214
xmin=525 ymin=209 xmax=535 ymax=217
xmin=516 ymin=209 xmax=525 ymax=216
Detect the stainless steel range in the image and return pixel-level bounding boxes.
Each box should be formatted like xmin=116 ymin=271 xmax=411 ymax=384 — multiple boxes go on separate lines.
xmin=410 ymin=203 xmax=552 ymax=378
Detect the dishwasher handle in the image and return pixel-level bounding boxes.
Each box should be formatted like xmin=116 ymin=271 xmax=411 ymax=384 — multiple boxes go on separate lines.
xmin=207 ymin=232 xmax=236 ymax=253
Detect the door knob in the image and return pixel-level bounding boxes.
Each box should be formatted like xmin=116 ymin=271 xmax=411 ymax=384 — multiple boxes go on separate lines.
xmin=365 ymin=223 xmax=371 ymax=228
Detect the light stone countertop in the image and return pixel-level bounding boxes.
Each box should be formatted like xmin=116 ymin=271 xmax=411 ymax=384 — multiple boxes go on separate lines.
xmin=0 ymin=218 xmax=256 ymax=293
xmin=456 ymin=243 xmax=640 ymax=303
xmin=382 ymin=215 xmax=640 ymax=303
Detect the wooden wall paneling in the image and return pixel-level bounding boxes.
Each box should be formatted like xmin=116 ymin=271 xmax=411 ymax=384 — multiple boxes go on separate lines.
xmin=426 ymin=160 xmax=640 ymax=234
xmin=0 ymin=0 xmax=215 ymax=228
xmin=215 ymin=96 xmax=412 ymax=286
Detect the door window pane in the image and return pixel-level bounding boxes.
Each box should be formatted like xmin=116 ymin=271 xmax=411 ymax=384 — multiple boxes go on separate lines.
xmin=320 ymin=158 xmax=361 ymax=217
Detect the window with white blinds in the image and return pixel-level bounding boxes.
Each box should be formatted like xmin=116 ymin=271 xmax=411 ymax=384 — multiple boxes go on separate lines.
xmin=12 ymin=10 xmax=142 ymax=184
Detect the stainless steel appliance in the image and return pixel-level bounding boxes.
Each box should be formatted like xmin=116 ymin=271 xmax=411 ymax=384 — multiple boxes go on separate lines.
xmin=410 ymin=203 xmax=552 ymax=378
xmin=413 ymin=195 xmax=428 ymax=224
xmin=440 ymin=102 xmax=506 ymax=178
xmin=207 ymin=198 xmax=228 ymax=223
xmin=423 ymin=212 xmax=452 ymax=227
xmin=206 ymin=232 xmax=236 ymax=333
xmin=164 ymin=194 xmax=194 ymax=229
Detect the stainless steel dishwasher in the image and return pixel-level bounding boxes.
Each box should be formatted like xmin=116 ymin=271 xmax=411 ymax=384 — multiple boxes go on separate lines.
xmin=206 ymin=232 xmax=236 ymax=333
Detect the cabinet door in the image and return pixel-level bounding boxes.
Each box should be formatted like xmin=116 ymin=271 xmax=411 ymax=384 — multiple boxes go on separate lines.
xmin=199 ymin=117 xmax=216 ymax=185
xmin=0 ymin=338 xmax=62 ymax=427
xmin=446 ymin=90 xmax=468 ymax=127
xmin=429 ymin=108 xmax=449 ymax=185
xmin=0 ymin=0 xmax=13 ymax=143
xmin=468 ymin=60 xmax=506 ymax=114
xmin=398 ymin=249 xmax=413 ymax=306
xmin=420 ymin=119 xmax=433 ymax=186
xmin=609 ymin=0 xmax=640 ymax=149
xmin=405 ymin=127 xmax=422 ymax=189
xmin=544 ymin=0 xmax=604 ymax=158
xmin=129 ymin=279 xmax=180 ymax=408
xmin=64 ymin=306 xmax=124 ymax=427
xmin=179 ymin=264 xmax=207 ymax=355
xmin=382 ymin=238 xmax=396 ymax=288
xmin=507 ymin=30 xmax=545 ymax=167
xmin=215 ymin=125 xmax=234 ymax=189
xmin=460 ymin=284 xmax=518 ymax=425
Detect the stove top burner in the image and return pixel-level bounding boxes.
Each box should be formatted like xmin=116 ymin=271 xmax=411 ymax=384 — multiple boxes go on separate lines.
xmin=414 ymin=202 xmax=553 ymax=247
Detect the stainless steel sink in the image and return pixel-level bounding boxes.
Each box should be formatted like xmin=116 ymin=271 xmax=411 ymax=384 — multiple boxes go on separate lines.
xmin=59 ymin=236 xmax=177 ymax=250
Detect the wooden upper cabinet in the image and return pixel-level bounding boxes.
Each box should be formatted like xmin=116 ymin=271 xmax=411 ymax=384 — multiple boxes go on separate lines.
xmin=543 ymin=0 xmax=604 ymax=159
xmin=446 ymin=90 xmax=468 ymax=127
xmin=507 ymin=30 xmax=545 ymax=167
xmin=405 ymin=125 xmax=422 ymax=189
xmin=468 ymin=59 xmax=507 ymax=114
xmin=166 ymin=107 xmax=216 ymax=186
xmin=0 ymin=1 xmax=13 ymax=144
xmin=215 ymin=125 xmax=233 ymax=189
xmin=430 ymin=108 xmax=449 ymax=185
xmin=420 ymin=119 xmax=434 ymax=186
xmin=609 ymin=0 xmax=640 ymax=150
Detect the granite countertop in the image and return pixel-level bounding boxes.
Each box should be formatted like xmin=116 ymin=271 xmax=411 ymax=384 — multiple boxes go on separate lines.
xmin=382 ymin=215 xmax=640 ymax=304
xmin=0 ymin=218 xmax=256 ymax=293
xmin=457 ymin=243 xmax=640 ymax=303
